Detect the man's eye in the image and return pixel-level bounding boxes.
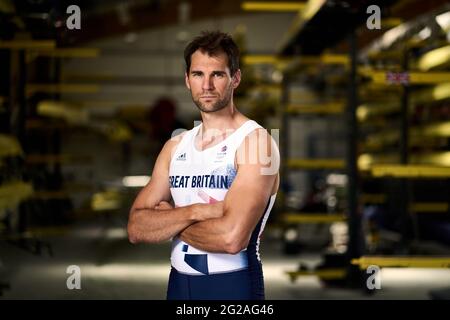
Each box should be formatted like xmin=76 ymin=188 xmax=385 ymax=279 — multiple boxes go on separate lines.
xmin=214 ymin=73 xmax=224 ymax=78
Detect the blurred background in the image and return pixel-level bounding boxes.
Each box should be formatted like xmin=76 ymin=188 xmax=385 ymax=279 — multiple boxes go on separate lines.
xmin=1 ymin=0 xmax=450 ymax=299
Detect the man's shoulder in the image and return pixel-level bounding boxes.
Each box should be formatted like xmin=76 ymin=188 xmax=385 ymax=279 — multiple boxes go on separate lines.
xmin=244 ymin=124 xmax=277 ymax=145
xmin=236 ymin=122 xmax=280 ymax=171
xmin=160 ymin=124 xmax=199 ymax=159
xmin=162 ymin=131 xmax=186 ymax=154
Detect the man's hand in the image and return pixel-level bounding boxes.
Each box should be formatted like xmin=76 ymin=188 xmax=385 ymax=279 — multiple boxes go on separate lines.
xmin=197 ymin=201 xmax=223 ymax=220
xmin=154 ymin=201 xmax=174 ymax=210
xmin=154 ymin=200 xmax=224 ymax=221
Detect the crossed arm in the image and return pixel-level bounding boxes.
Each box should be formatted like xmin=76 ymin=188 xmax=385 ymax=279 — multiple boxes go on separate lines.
xmin=127 ymin=129 xmax=279 ymax=254
xmin=179 ymin=164 xmax=277 ymax=253
xmin=127 ymin=137 xmax=222 ymax=244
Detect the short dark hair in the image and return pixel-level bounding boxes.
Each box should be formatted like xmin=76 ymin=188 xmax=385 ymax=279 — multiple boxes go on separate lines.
xmin=184 ymin=31 xmax=240 ymax=76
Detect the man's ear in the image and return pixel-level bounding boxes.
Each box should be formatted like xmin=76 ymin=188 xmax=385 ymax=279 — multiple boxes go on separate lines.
xmin=185 ymin=72 xmax=191 ymax=90
xmin=232 ymin=69 xmax=241 ymax=89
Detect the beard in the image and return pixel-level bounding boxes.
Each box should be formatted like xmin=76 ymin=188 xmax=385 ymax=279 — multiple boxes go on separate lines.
xmin=191 ymin=84 xmax=233 ymax=113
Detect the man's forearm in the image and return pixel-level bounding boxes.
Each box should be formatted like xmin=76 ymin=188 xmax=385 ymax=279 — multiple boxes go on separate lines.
xmin=128 ymin=202 xmax=223 ymax=244
xmin=128 ymin=206 xmax=197 ymax=243
xmin=179 ymin=217 xmax=232 ymax=253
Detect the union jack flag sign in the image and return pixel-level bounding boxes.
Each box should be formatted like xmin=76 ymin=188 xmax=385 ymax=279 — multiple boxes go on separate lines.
xmin=386 ymin=72 xmax=409 ymax=85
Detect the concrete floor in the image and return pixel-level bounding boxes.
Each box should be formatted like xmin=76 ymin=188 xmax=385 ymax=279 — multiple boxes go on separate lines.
xmin=1 ymin=216 xmax=450 ymax=300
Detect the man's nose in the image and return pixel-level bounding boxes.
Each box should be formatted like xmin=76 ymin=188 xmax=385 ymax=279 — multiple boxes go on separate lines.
xmin=202 ymin=75 xmax=214 ymax=91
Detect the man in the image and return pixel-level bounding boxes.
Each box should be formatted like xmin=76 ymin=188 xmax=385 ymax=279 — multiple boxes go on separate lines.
xmin=127 ymin=31 xmax=280 ymax=300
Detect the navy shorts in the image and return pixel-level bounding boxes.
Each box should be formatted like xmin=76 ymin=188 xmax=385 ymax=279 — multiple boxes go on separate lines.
xmin=166 ymin=267 xmax=265 ymax=300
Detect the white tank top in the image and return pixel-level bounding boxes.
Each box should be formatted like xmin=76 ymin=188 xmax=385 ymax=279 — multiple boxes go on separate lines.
xmin=168 ymin=120 xmax=276 ymax=275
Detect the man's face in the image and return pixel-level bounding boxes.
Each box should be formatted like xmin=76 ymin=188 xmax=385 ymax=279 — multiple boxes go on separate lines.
xmin=185 ymin=49 xmax=240 ymax=113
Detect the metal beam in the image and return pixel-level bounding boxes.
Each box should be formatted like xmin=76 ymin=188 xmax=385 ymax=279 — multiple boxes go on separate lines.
xmin=287 ymin=158 xmax=345 ymax=170
xmin=366 ymin=71 xmax=450 ymax=84
xmin=25 ymin=154 xmax=93 ymax=165
xmin=26 ymin=84 xmax=100 ymax=96
xmin=282 ymin=213 xmax=346 ymax=223
xmin=371 ymin=165 xmax=450 ymax=178
xmin=241 ymin=2 xmax=306 ymax=12
xmin=352 ymin=256 xmax=450 ymax=269
xmin=346 ymin=31 xmax=362 ymax=286
xmin=277 ymin=0 xmax=326 ymax=54
xmin=28 ymin=48 xmax=100 ymax=59
xmin=286 ymin=269 xmax=347 ymax=282
xmin=287 ymin=102 xmax=345 ymax=114
xmin=0 ymin=40 xmax=55 ymax=50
